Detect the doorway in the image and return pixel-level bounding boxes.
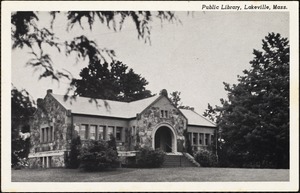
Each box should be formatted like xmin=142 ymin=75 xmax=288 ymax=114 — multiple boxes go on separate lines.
xmin=154 ymin=126 xmax=173 ymax=152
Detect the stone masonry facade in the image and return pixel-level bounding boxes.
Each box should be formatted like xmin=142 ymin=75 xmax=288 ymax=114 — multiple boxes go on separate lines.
xmin=29 ymin=90 xmax=72 ymax=168
xmin=28 ymin=89 xmax=215 ymax=168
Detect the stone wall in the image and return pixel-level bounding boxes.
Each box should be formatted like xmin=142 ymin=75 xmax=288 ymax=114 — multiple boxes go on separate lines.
xmin=51 ymin=155 xmax=66 ymax=167
xmin=134 ymin=97 xmax=187 ymax=152
xmin=28 ymin=157 xmax=42 ymax=168
xmin=29 ymin=93 xmax=72 ymax=167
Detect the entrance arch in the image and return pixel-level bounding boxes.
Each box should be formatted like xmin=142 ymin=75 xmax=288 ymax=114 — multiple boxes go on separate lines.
xmin=152 ymin=123 xmax=177 ymax=153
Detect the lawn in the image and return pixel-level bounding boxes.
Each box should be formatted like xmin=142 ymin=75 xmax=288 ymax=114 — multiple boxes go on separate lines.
xmin=11 ymin=167 xmax=289 ymax=182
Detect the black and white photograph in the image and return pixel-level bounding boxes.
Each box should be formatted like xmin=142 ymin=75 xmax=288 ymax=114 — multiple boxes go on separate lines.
xmin=1 ymin=1 xmax=299 ymax=192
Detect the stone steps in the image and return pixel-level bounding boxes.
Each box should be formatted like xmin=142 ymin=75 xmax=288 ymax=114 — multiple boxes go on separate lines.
xmin=163 ymin=154 xmax=198 ymax=167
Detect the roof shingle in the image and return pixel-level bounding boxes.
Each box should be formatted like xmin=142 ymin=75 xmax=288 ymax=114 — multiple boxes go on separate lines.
xmin=51 ymin=94 xmax=216 ymax=127
xmin=180 ymin=109 xmax=216 ymax=127
xmin=51 ymin=94 xmax=160 ymax=119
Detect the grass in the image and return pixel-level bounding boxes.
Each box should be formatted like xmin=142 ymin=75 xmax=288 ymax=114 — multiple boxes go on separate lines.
xmin=12 ymin=167 xmax=289 ymax=182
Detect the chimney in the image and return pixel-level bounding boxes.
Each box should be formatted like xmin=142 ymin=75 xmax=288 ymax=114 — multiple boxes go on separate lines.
xmin=159 ymin=89 xmax=168 ymax=97
xmin=47 ymin=89 xmax=53 ymax=95
xmin=37 ymin=98 xmax=43 ymax=108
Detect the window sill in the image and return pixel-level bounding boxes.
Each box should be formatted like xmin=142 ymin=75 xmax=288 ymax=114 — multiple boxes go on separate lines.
xmin=40 ymin=141 xmax=54 ymax=144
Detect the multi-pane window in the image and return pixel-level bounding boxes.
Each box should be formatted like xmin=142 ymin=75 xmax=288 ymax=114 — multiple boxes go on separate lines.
xmin=164 ymin=110 xmax=168 ymax=118
xmin=89 ymin=125 xmax=97 ymax=140
xmin=116 ymin=127 xmax=122 ymax=141
xmin=98 ymin=126 xmax=105 ymax=140
xmin=199 ymin=133 xmax=204 ymax=145
xmin=46 ymin=127 xmax=49 ymax=142
xmin=49 ymin=126 xmax=53 ymax=142
xmin=41 ymin=128 xmax=45 ymax=142
xmin=80 ymin=124 xmax=89 ymax=140
xmin=40 ymin=126 xmax=54 ymax=143
xmin=106 ymin=126 xmax=114 ymax=140
xmin=160 ymin=110 xmax=169 ymax=118
xmin=205 ymin=134 xmax=210 ymax=145
xmin=160 ymin=110 xmax=164 ymax=118
xmin=192 ymin=133 xmax=197 ymax=144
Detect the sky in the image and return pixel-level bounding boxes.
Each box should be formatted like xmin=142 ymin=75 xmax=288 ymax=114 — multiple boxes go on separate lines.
xmin=11 ymin=11 xmax=289 ymax=114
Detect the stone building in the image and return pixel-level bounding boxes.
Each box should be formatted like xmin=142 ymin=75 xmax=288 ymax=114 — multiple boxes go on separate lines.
xmin=28 ymin=89 xmax=216 ymax=168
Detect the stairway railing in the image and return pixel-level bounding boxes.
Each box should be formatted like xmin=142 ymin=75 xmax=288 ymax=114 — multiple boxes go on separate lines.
xmin=165 ymin=143 xmax=172 ymax=152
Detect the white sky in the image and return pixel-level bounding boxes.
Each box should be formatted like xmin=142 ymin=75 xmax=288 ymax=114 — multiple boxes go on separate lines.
xmin=11 ymin=11 xmax=289 ymax=114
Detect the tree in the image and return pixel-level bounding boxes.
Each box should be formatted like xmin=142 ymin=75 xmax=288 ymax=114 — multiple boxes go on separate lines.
xmin=203 ymin=33 xmax=289 ymax=168
xmin=70 ymin=60 xmax=152 ymax=102
xmin=11 ymin=11 xmax=180 ymax=89
xmin=11 ymin=86 xmax=36 ymax=167
xmin=169 ymin=91 xmax=194 ymax=110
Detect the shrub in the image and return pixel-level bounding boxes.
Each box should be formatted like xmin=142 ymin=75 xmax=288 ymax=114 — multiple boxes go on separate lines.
xmin=66 ymin=136 xmax=81 ymax=169
xmin=79 ymin=140 xmax=119 ymax=171
xmin=136 ymin=147 xmax=165 ymax=168
xmin=194 ymin=149 xmax=218 ymax=167
xmin=107 ymin=133 xmax=117 ymax=150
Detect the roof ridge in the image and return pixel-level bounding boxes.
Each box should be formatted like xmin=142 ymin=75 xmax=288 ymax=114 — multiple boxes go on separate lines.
xmin=51 ymin=93 xmax=158 ymax=104
xmin=128 ymin=94 xmax=158 ymax=103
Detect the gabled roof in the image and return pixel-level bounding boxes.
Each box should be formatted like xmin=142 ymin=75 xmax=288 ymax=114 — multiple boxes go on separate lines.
xmin=50 ymin=93 xmax=216 ymax=127
xmin=180 ymin=109 xmax=216 ymax=128
xmin=51 ymin=94 xmax=160 ymax=119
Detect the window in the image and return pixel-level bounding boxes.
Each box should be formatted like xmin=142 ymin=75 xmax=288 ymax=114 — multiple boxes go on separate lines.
xmin=49 ymin=126 xmax=53 ymax=141
xmin=199 ymin=133 xmax=204 ymax=145
xmin=160 ymin=110 xmax=169 ymax=118
xmin=45 ymin=127 xmax=49 ymax=142
xmin=106 ymin=126 xmax=114 ymax=140
xmin=89 ymin=125 xmax=97 ymax=140
xmin=165 ymin=110 xmax=168 ymax=118
xmin=80 ymin=124 xmax=89 ymax=140
xmin=193 ymin=133 xmax=197 ymax=145
xmin=40 ymin=125 xmax=55 ymax=143
xmin=116 ymin=127 xmax=122 ymax=141
xmin=41 ymin=128 xmax=45 ymax=142
xmin=205 ymin=134 xmax=210 ymax=145
xmin=211 ymin=135 xmax=215 ymax=145
xmin=160 ymin=110 xmax=164 ymax=118
xmin=98 ymin=126 xmax=105 ymax=140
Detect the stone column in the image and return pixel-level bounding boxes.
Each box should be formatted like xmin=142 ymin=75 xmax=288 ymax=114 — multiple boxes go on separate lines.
xmin=42 ymin=157 xmax=45 ymax=168
xmin=46 ymin=156 xmax=49 ymax=168
xmin=203 ymin=133 xmax=206 ymax=146
xmin=191 ymin=132 xmax=194 ymax=146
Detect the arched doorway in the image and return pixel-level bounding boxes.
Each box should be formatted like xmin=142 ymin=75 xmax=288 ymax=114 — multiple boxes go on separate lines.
xmin=152 ymin=124 xmax=177 ymax=153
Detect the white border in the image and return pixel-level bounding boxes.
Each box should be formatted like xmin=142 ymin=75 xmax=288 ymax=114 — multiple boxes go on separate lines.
xmin=1 ymin=1 xmax=299 ymax=192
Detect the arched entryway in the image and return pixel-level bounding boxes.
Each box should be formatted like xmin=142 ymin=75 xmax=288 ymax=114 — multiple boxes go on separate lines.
xmin=152 ymin=124 xmax=177 ymax=153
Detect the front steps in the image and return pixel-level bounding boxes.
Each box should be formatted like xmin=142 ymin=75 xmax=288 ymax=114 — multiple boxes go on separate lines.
xmin=162 ymin=153 xmax=199 ymax=167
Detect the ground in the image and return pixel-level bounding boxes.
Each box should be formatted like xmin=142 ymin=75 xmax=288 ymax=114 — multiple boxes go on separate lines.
xmin=12 ymin=167 xmax=289 ymax=182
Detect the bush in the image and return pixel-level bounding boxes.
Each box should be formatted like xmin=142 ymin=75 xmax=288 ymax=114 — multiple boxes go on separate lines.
xmin=107 ymin=133 xmax=117 ymax=150
xmin=12 ymin=138 xmax=30 ymax=168
xmin=79 ymin=140 xmax=119 ymax=171
xmin=136 ymin=147 xmax=165 ymax=168
xmin=66 ymin=136 xmax=81 ymax=169
xmin=194 ymin=149 xmax=218 ymax=167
